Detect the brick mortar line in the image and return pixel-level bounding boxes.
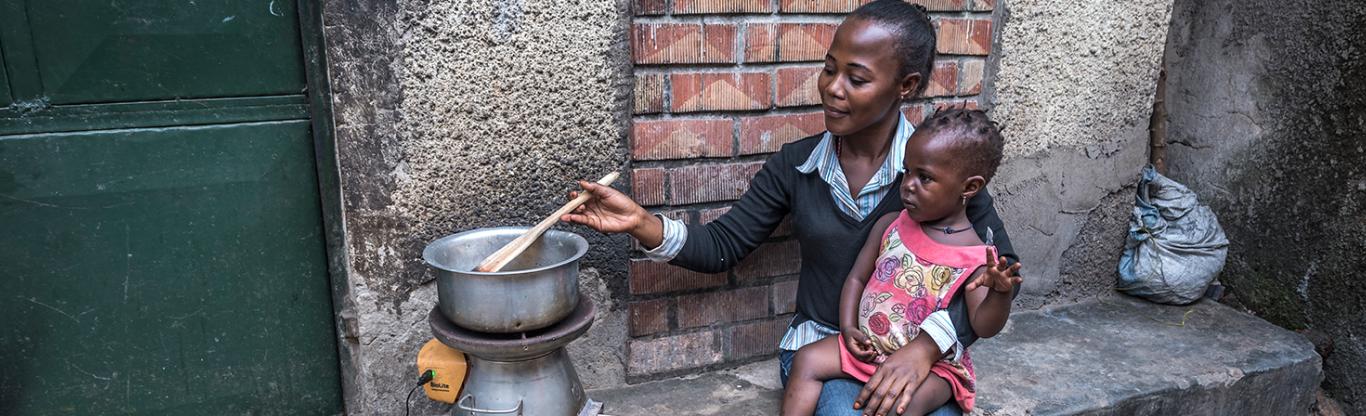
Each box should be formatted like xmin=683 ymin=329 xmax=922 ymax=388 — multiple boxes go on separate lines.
xmin=631 ymin=14 xmax=848 ymax=24
xmin=632 ymin=63 xmax=820 ymax=71
xmin=625 ymin=231 xmax=797 ymax=253
xmin=630 ymin=53 xmax=993 ymax=71
xmin=629 ymin=10 xmax=994 ymax=24
xmin=678 ymin=312 xmax=791 ymax=332
xmin=644 ymin=200 xmax=777 ymax=217
xmin=628 ymin=312 xmax=797 ymax=340
xmin=624 ymin=223 xmax=795 ymax=249
xmin=629 ymin=152 xmax=772 ymax=168
xmin=629 ymin=94 xmax=984 ymax=120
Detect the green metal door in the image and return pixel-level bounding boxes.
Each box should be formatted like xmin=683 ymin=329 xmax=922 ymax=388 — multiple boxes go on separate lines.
xmin=0 ymin=1 xmax=344 ymax=414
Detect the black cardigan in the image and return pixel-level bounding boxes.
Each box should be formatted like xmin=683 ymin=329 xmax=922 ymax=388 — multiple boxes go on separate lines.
xmin=670 ymin=134 xmax=1020 ymax=349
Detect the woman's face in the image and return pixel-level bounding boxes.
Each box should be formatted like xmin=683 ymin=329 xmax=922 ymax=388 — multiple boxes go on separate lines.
xmin=819 ymin=19 xmax=917 ymax=137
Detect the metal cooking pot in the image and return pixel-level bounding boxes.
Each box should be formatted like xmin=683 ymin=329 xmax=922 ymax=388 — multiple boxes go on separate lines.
xmin=423 ymin=227 xmax=587 ymax=333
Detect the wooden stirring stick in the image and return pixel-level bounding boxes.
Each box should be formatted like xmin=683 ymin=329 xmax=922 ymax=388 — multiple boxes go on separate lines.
xmin=474 ymin=172 xmax=620 ymax=273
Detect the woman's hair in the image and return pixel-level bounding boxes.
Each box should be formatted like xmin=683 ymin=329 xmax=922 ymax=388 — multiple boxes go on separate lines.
xmin=920 ymin=107 xmax=1006 ymax=182
xmin=848 ymin=0 xmax=937 ymax=97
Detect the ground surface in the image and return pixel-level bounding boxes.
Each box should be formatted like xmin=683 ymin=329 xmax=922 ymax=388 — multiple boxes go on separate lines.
xmin=590 ymin=295 xmax=1322 ymax=415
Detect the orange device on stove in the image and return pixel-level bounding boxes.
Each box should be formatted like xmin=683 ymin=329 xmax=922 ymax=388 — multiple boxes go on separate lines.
xmin=416 ymin=338 xmax=468 ymax=403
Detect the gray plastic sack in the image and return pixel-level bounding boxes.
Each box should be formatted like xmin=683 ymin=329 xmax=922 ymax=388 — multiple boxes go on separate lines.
xmin=1117 ymin=165 xmax=1229 ymax=305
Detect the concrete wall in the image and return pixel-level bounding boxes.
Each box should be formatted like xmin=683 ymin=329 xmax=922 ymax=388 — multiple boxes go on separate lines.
xmin=1162 ymin=0 xmax=1366 ymax=412
xmin=984 ymin=0 xmax=1174 ymax=308
xmin=322 ymin=0 xmax=633 ymax=413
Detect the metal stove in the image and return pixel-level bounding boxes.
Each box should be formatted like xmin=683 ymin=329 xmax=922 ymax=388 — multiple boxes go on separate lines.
xmin=428 ymin=294 xmax=597 ymax=416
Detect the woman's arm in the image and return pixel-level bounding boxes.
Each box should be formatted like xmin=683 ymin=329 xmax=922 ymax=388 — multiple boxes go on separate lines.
xmin=565 ymin=146 xmax=796 ymax=273
xmin=666 ymin=149 xmax=795 ymax=273
xmin=966 ymin=188 xmax=1020 ymax=273
xmin=954 ymin=187 xmax=1022 ymax=347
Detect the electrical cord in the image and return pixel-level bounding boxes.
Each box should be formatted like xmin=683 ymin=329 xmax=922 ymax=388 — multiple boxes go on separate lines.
xmin=405 ymin=369 xmax=436 ymax=416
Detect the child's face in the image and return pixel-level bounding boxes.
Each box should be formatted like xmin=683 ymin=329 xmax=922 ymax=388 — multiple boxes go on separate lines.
xmin=900 ymin=131 xmax=971 ymax=222
xmin=819 ymin=19 xmax=916 ymax=137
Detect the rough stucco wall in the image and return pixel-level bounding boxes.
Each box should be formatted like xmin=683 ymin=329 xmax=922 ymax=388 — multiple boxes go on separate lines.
xmin=1162 ymin=0 xmax=1366 ymax=412
xmin=321 ymin=2 xmax=405 ymax=412
xmin=985 ymin=0 xmax=1173 ymax=308
xmin=323 ymin=0 xmax=632 ymax=413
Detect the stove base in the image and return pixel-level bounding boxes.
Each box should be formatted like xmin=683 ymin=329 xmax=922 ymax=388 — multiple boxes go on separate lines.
xmin=453 ymin=349 xmax=585 ymax=416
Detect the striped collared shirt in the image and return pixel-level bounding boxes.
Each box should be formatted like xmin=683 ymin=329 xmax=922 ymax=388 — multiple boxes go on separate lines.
xmin=793 ymin=113 xmax=912 ymax=221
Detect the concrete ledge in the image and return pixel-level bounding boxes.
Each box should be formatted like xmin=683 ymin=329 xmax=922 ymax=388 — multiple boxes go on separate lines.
xmin=974 ymin=295 xmax=1322 ymax=415
xmin=590 ymin=360 xmax=783 ymax=415
xmin=590 ymin=296 xmax=1322 ymax=415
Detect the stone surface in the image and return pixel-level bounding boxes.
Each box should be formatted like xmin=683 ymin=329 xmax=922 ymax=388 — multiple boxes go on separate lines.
xmin=983 ymin=0 xmax=1173 ymax=309
xmin=1161 ymin=0 xmax=1366 ymax=412
xmin=321 ymin=0 xmax=633 ymax=413
xmin=591 ymin=296 xmax=1322 ymax=415
xmin=974 ymin=295 xmax=1321 ymax=415
xmin=591 ymin=359 xmax=783 ymax=415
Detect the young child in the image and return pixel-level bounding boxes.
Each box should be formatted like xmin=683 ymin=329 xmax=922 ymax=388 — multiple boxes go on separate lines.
xmin=782 ymin=108 xmax=1023 ymax=416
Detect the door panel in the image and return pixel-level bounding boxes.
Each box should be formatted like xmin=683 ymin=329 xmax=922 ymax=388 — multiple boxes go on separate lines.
xmin=0 ymin=121 xmax=343 ymax=415
xmin=24 ymin=0 xmax=305 ymax=104
xmin=0 ymin=47 xmax=11 ymax=105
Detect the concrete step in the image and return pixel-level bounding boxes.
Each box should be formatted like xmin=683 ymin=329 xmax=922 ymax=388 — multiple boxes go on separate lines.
xmin=589 ymin=359 xmax=783 ymax=415
xmin=974 ymin=295 xmax=1321 ymax=415
xmin=589 ymin=295 xmax=1322 ymax=415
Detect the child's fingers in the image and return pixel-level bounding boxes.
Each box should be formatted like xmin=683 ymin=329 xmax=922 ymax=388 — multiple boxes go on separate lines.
xmin=854 ymin=348 xmax=876 ymax=362
xmin=984 ymin=247 xmax=997 ymax=267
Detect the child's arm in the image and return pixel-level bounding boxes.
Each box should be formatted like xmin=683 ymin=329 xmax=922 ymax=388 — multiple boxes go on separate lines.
xmin=839 ymin=212 xmax=900 ymax=361
xmin=965 ymin=247 xmax=1024 ymax=338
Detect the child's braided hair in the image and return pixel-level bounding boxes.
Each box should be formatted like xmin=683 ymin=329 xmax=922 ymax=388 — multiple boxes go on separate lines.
xmin=920 ymin=107 xmax=1006 ymax=182
xmin=848 ymin=0 xmax=937 ymax=98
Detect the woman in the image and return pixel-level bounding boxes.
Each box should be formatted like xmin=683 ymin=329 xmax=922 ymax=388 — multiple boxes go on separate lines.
xmin=564 ymin=2 xmax=1019 ymax=414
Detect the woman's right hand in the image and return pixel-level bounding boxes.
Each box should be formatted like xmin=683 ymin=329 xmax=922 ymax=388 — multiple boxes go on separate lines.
xmin=561 ymin=181 xmax=664 ymax=247
xmin=855 ymin=332 xmax=940 ymax=416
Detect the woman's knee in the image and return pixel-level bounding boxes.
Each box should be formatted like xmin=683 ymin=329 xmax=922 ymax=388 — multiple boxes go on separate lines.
xmin=814 ymin=378 xmax=863 ymax=416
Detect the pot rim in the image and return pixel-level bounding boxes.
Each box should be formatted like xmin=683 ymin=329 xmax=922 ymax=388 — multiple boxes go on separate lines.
xmin=422 ymin=226 xmax=589 ymax=276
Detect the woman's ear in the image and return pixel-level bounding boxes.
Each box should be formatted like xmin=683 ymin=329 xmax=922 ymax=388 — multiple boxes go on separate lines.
xmin=961 ymin=175 xmax=986 ymax=200
xmin=899 ymin=72 xmax=922 ymax=100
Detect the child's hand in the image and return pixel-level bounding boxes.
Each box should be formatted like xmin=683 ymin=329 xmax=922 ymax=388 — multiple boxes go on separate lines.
xmin=842 ymin=327 xmax=879 ymax=363
xmin=966 ymin=247 xmax=1023 ymax=294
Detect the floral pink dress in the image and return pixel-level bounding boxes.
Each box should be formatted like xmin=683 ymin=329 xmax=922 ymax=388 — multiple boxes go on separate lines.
xmin=837 ymin=210 xmax=988 ymax=411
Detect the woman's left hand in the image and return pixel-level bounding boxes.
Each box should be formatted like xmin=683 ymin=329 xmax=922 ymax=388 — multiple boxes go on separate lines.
xmin=854 ymin=332 xmax=940 ymax=416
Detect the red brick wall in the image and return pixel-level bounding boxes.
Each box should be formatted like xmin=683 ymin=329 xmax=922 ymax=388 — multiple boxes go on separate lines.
xmin=626 ymin=0 xmax=997 ymax=379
